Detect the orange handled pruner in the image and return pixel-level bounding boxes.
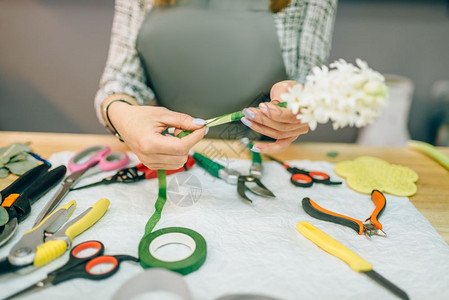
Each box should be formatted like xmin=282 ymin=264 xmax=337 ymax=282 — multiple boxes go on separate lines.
xmin=302 ymin=190 xmax=387 ymax=239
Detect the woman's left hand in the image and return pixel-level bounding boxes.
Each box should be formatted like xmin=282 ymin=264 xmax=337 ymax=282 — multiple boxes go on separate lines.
xmin=240 ymin=80 xmax=309 ymax=153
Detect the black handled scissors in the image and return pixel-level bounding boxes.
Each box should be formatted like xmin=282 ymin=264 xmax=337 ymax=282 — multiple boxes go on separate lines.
xmin=265 ymin=155 xmax=342 ymax=188
xmin=5 ymin=240 xmax=139 ymax=299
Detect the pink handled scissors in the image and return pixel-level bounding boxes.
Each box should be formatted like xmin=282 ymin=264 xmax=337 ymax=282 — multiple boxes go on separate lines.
xmin=68 ymin=145 xmax=129 ymax=176
xmin=33 ymin=146 xmax=129 ymax=227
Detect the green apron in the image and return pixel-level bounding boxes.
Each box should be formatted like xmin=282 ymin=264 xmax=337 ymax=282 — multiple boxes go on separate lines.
xmin=136 ymin=0 xmax=287 ymax=139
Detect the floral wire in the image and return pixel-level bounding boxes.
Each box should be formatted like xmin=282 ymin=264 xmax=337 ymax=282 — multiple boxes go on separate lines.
xmin=28 ymin=152 xmax=51 ymax=167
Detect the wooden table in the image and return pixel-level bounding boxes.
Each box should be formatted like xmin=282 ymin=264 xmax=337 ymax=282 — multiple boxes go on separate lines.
xmin=1 ymin=131 xmax=449 ymax=243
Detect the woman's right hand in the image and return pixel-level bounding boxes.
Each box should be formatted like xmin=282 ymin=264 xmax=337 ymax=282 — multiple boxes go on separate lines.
xmin=107 ymin=102 xmax=207 ymax=170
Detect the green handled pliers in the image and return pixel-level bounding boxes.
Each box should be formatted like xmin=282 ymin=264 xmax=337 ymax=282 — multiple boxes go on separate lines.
xmin=240 ymin=137 xmax=263 ymax=178
xmin=192 ymin=152 xmax=275 ymax=203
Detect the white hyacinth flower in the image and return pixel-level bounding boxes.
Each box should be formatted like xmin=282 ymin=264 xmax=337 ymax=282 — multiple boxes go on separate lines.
xmin=281 ymin=59 xmax=388 ymax=130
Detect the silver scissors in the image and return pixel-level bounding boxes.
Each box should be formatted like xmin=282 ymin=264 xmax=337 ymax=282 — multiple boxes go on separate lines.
xmin=33 ymin=145 xmax=129 ymax=227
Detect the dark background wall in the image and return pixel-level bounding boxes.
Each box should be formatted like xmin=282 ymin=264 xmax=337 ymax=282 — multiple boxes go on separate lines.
xmin=1 ymin=0 xmax=448 ymax=143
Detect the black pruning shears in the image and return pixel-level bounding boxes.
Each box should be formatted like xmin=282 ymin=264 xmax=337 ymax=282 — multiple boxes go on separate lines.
xmin=0 ymin=164 xmax=66 ymax=247
xmin=192 ymin=152 xmax=275 ymax=203
xmin=265 ymin=155 xmax=342 ymax=188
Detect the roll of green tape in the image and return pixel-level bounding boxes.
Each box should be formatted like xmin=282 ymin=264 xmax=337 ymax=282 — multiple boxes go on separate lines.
xmin=139 ymin=227 xmax=207 ymax=275
xmin=138 ymin=170 xmax=207 ymax=275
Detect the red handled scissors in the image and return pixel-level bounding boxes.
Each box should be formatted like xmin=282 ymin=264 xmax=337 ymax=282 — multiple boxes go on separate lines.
xmin=70 ymin=155 xmax=196 ymax=191
xmin=33 ymin=146 xmax=129 ymax=227
xmin=265 ymin=155 xmax=342 ymax=188
xmin=4 ymin=240 xmax=139 ymax=299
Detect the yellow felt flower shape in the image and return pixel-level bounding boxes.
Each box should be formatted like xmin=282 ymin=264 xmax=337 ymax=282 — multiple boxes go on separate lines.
xmin=334 ymin=156 xmax=418 ymax=196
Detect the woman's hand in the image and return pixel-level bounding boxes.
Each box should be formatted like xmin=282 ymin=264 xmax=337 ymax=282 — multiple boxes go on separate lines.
xmin=108 ymin=102 xmax=207 ymax=169
xmin=240 ymin=80 xmax=309 ymax=153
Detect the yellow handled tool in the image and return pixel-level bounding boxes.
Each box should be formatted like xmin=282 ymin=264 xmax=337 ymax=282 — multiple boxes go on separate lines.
xmin=5 ymin=198 xmax=109 ymax=272
xmin=297 ymin=222 xmax=409 ymax=300
xmin=34 ymin=198 xmax=110 ymax=267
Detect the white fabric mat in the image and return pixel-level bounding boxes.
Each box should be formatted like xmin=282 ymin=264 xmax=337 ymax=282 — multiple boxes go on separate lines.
xmin=1 ymin=152 xmax=449 ymax=300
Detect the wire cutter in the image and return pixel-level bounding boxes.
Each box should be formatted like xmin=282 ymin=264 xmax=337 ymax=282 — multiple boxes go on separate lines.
xmin=265 ymin=155 xmax=342 ymax=188
xmin=301 ymin=190 xmax=387 ymax=239
xmin=0 ymin=198 xmax=109 ymax=275
xmin=0 ymin=164 xmax=66 ymax=247
xmin=70 ymin=155 xmax=196 ymax=191
xmin=192 ymin=152 xmax=275 ymax=203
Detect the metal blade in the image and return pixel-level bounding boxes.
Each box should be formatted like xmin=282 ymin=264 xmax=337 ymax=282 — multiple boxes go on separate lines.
xmin=69 ymin=180 xmax=103 ymax=191
xmin=32 ymin=171 xmax=83 ymax=227
xmin=237 ymin=179 xmax=253 ymax=204
xmin=249 ymin=178 xmax=275 ymax=198
xmin=0 ymin=218 xmax=18 ymax=247
xmin=364 ymin=270 xmax=409 ymax=300
xmin=4 ymin=278 xmax=53 ymax=300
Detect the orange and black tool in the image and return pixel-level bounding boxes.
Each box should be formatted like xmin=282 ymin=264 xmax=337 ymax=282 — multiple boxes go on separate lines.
xmin=302 ymin=190 xmax=387 ymax=239
xmin=265 ymin=155 xmax=341 ymax=188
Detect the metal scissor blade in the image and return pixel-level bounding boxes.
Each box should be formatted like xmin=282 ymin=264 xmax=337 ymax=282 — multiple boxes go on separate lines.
xmin=237 ymin=178 xmax=253 ymax=204
xmin=364 ymin=270 xmax=409 ymax=300
xmin=247 ymin=178 xmax=275 ymax=198
xmin=0 ymin=218 xmax=18 ymax=247
xmin=69 ymin=180 xmax=103 ymax=191
xmin=4 ymin=277 xmax=53 ymax=300
xmin=33 ymin=171 xmax=84 ymax=228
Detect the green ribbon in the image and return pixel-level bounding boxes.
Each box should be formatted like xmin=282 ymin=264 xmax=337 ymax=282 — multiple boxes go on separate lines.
xmin=177 ymin=102 xmax=288 ymax=138
xmin=138 ymin=170 xmax=207 ymax=275
xmin=142 ymin=170 xmax=166 ymax=234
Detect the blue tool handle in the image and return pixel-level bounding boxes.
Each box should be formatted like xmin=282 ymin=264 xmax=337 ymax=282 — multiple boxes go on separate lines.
xmin=0 ymin=164 xmax=49 ymax=202
xmin=24 ymin=165 xmax=67 ymax=204
xmin=192 ymin=152 xmax=225 ymax=178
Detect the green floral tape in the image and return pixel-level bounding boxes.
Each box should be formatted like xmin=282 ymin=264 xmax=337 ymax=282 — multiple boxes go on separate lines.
xmin=138 ymin=170 xmax=207 ymax=275
xmin=178 ymin=102 xmax=288 ymax=138
xmin=138 ymin=227 xmax=207 ymax=275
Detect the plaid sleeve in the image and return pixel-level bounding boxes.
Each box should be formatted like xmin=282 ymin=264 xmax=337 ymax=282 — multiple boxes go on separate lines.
xmin=273 ymin=0 xmax=338 ymax=84
xmin=94 ymin=0 xmax=155 ymax=126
